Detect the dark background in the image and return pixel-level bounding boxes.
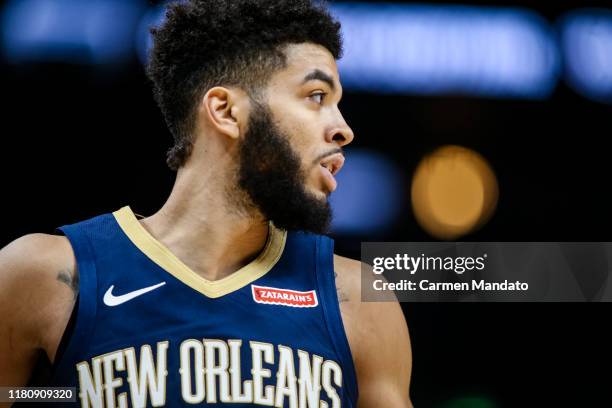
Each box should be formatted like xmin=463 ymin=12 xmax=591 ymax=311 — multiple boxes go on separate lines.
xmin=1 ymin=0 xmax=611 ymax=406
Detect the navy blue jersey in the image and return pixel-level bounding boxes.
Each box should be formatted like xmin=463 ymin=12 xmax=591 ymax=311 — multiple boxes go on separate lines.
xmin=48 ymin=206 xmax=358 ymax=407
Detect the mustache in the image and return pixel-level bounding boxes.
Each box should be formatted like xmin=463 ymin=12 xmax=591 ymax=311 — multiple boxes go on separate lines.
xmin=311 ymin=147 xmax=343 ymax=166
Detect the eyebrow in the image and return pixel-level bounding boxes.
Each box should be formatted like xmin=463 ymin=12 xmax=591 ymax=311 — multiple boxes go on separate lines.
xmin=301 ymin=69 xmax=336 ymax=91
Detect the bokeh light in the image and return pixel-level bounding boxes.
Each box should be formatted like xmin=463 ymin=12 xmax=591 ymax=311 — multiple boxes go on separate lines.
xmin=559 ymin=8 xmax=612 ymax=104
xmin=330 ymin=148 xmax=405 ymax=235
xmin=1 ymin=0 xmax=145 ymax=65
xmin=411 ymin=145 xmax=498 ymax=240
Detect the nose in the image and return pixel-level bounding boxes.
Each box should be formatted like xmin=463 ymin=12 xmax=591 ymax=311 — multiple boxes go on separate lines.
xmin=325 ymin=110 xmax=355 ymax=147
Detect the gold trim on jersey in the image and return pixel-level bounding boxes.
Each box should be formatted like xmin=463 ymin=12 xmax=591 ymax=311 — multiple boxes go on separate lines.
xmin=112 ymin=206 xmax=287 ymax=298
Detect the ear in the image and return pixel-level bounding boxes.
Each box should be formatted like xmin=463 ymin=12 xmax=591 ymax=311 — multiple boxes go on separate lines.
xmin=201 ymin=86 xmax=246 ymax=140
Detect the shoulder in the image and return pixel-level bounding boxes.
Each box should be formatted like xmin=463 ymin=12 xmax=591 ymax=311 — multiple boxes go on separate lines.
xmin=1 ymin=233 xmax=74 ymax=270
xmin=0 ymin=234 xmax=78 ymax=366
xmin=0 ymin=234 xmax=76 ymax=290
xmin=332 ymin=253 xmax=398 ymax=305
xmin=333 ymin=254 xmax=413 ymax=406
xmin=332 ymin=254 xmax=360 ymax=301
xmin=332 ymin=254 xmax=407 ymax=348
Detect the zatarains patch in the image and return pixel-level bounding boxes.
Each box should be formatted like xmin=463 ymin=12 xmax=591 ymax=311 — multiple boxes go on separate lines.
xmin=251 ymin=285 xmax=318 ymax=308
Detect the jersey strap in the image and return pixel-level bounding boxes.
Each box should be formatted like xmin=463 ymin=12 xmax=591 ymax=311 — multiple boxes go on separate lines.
xmin=50 ymin=220 xmax=99 ymax=383
xmin=315 ymin=235 xmax=359 ymax=404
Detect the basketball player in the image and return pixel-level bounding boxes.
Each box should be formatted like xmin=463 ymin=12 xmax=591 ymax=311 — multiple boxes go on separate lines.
xmin=0 ymin=1 xmax=412 ymax=406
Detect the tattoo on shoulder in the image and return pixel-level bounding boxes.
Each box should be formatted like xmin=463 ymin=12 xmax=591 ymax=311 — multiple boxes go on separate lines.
xmin=334 ymin=271 xmax=350 ymax=303
xmin=57 ymin=266 xmax=79 ymax=299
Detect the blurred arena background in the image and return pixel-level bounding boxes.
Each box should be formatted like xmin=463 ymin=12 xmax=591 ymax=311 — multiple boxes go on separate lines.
xmin=1 ymin=0 xmax=611 ymax=406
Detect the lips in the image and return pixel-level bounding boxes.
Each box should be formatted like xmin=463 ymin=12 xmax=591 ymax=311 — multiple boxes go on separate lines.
xmin=319 ymin=153 xmax=345 ymax=192
xmin=319 ymin=153 xmax=345 ymax=176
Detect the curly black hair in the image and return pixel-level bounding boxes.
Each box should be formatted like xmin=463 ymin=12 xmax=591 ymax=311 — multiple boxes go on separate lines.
xmin=147 ymin=0 xmax=343 ymax=171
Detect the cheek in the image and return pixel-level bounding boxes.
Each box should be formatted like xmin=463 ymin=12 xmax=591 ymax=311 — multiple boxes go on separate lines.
xmin=267 ymin=95 xmax=325 ymax=166
xmin=275 ymin=110 xmax=320 ymax=160
xmin=295 ymin=136 xmax=322 ymax=178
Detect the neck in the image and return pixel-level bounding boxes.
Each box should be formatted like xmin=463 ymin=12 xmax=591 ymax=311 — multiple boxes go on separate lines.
xmin=139 ymin=162 xmax=270 ymax=282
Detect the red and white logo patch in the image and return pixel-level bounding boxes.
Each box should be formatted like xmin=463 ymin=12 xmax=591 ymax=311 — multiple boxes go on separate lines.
xmin=251 ymin=285 xmax=318 ymax=308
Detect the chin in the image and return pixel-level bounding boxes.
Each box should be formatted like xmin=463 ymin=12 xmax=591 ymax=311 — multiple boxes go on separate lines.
xmin=304 ymin=174 xmax=326 ymax=196
xmin=309 ymin=187 xmax=330 ymax=201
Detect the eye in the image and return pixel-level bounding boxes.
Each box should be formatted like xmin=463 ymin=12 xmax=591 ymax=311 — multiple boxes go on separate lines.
xmin=309 ymin=92 xmax=327 ymax=105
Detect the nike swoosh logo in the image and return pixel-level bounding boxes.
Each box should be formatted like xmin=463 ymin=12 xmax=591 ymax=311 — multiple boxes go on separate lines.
xmin=103 ymin=281 xmax=166 ymax=307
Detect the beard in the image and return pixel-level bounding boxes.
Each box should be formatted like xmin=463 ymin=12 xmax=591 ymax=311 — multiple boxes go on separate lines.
xmin=235 ymin=100 xmax=332 ymax=234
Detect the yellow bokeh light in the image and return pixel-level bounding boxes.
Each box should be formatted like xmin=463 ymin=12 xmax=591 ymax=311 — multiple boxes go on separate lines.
xmin=411 ymin=145 xmax=498 ymax=240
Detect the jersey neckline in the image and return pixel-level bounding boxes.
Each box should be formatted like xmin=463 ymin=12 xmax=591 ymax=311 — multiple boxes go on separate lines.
xmin=112 ymin=205 xmax=287 ymax=298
